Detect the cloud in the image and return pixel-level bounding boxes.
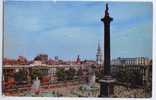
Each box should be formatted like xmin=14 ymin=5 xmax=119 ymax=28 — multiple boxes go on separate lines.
xmin=4 ymin=1 xmax=152 ymax=60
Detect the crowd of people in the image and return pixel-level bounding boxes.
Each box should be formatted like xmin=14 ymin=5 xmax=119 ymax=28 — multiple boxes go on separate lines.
xmin=113 ymin=85 xmax=146 ymax=98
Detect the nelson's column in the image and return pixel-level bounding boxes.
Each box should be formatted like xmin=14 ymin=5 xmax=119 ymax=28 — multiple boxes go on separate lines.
xmin=99 ymin=3 xmax=115 ymax=97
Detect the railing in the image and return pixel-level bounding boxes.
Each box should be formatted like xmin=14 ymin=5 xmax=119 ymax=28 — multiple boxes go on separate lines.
xmin=3 ymin=79 xmax=85 ymax=93
xmin=3 ymin=64 xmax=88 ymax=68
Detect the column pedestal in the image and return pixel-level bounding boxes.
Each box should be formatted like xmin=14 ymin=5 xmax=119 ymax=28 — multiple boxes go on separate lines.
xmin=99 ymin=76 xmax=115 ymax=97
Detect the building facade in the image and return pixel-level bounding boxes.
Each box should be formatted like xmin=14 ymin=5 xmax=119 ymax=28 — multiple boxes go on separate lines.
xmin=111 ymin=57 xmax=151 ymax=66
xmin=34 ymin=54 xmax=48 ymax=64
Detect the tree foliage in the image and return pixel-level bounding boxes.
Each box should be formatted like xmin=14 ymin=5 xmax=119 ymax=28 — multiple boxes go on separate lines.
xmin=116 ymin=70 xmax=143 ymax=87
xmin=56 ymin=68 xmax=65 ymax=81
xmin=15 ymin=70 xmax=27 ymax=83
xmin=31 ymin=69 xmax=41 ymax=80
xmin=56 ymin=68 xmax=76 ymax=81
xmin=65 ymin=68 xmax=76 ymax=80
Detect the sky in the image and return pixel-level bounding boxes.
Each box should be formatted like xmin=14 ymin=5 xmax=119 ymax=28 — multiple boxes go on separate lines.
xmin=4 ymin=1 xmax=153 ymax=61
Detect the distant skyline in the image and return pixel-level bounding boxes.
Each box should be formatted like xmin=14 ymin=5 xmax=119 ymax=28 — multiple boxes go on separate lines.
xmin=4 ymin=1 xmax=152 ymax=60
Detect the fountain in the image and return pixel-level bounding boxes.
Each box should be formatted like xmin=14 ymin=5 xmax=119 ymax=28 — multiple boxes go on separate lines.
xmin=31 ymin=77 xmax=40 ymax=95
xmin=24 ymin=77 xmax=56 ymax=97
xmin=76 ymin=64 xmax=99 ymax=97
xmin=88 ymin=65 xmax=96 ymax=88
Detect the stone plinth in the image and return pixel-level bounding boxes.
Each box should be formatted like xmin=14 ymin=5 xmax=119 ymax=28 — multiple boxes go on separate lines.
xmin=99 ymin=76 xmax=115 ymax=97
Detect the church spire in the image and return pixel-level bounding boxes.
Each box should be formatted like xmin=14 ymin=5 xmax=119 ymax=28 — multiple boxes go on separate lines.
xmin=96 ymin=41 xmax=103 ymax=65
xmin=97 ymin=40 xmax=101 ymax=51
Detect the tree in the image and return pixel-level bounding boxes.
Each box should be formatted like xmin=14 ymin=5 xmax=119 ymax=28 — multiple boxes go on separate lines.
xmin=95 ymin=69 xmax=103 ymax=81
xmin=15 ymin=70 xmax=27 ymax=84
xmin=116 ymin=70 xmax=128 ymax=82
xmin=116 ymin=70 xmax=143 ymax=88
xmin=130 ymin=71 xmax=143 ymax=87
xmin=56 ymin=68 xmax=65 ymax=81
xmin=77 ymin=67 xmax=83 ymax=80
xmin=31 ymin=69 xmax=41 ymax=80
xmin=65 ymin=68 xmax=76 ymax=80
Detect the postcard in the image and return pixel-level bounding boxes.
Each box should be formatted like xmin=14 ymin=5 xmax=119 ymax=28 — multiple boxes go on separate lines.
xmin=2 ymin=0 xmax=153 ymax=98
